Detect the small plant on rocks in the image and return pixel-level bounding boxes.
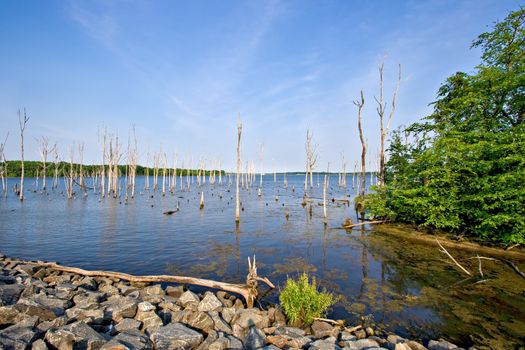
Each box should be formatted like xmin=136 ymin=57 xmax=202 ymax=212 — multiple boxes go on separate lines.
xmin=279 ymin=272 xmax=335 ymax=326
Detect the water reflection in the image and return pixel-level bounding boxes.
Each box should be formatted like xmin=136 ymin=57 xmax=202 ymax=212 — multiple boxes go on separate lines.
xmin=0 ymin=176 xmax=524 ymax=348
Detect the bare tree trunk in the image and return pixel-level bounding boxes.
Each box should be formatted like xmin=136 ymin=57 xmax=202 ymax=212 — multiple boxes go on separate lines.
xmin=235 ymin=118 xmax=242 ymax=224
xmin=323 ymin=174 xmax=327 ymax=226
xmin=99 ymin=127 xmax=107 ymax=198
xmin=0 ymin=133 xmax=9 ymax=194
xmin=376 ymin=63 xmax=401 ymax=185
xmin=305 ymin=129 xmax=318 ymax=191
xmin=355 ymin=91 xmax=366 ymax=220
xmin=18 ymin=109 xmax=29 ymax=201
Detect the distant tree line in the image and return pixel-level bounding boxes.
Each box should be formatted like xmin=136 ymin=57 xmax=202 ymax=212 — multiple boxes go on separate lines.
xmin=1 ymin=160 xmax=224 ymax=178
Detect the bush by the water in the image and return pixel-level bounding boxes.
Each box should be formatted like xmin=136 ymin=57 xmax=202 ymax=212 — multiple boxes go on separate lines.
xmin=365 ymin=8 xmax=525 ymax=245
xmin=279 ymin=273 xmax=335 ymax=326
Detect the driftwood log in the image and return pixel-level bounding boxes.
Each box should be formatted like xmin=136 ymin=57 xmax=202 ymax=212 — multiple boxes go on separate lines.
xmin=24 ymin=256 xmax=274 ymax=307
xmin=342 ymin=220 xmax=386 ymax=229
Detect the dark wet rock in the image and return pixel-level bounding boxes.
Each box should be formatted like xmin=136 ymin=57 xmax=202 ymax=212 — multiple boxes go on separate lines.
xmin=197 ymin=291 xmax=223 ymax=312
xmin=232 ymin=308 xmax=270 ymax=329
xmin=0 ymin=283 xmax=24 ymax=306
xmin=209 ymin=310 xmax=233 ymax=334
xmin=166 ymin=285 xmax=184 ymax=298
xmin=244 ymin=326 xmax=266 ymax=350
xmin=428 ymin=340 xmax=458 ymax=350
xmin=0 ymin=275 xmax=17 ymax=284
xmin=150 ymin=322 xmax=204 ymax=349
xmin=312 ymin=320 xmax=339 ymax=339
xmin=46 ymin=321 xmax=107 ymax=350
xmin=103 ymin=296 xmax=138 ymax=322
xmin=177 ymin=290 xmax=200 ymax=309
xmin=102 ymin=329 xmax=153 ymax=350
xmin=115 ymin=318 xmax=142 ymax=334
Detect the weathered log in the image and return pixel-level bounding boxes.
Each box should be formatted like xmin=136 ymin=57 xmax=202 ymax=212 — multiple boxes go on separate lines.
xmin=25 ymin=256 xmax=274 ymax=307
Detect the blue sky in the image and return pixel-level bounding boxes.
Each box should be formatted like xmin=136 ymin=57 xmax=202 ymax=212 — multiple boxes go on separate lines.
xmin=0 ymin=0 xmax=520 ymax=172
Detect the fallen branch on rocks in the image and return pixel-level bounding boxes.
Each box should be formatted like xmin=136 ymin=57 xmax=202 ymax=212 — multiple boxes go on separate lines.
xmin=344 ymin=324 xmax=362 ymax=333
xmin=24 ymin=256 xmax=274 ymax=307
xmin=312 ymin=317 xmax=345 ymax=327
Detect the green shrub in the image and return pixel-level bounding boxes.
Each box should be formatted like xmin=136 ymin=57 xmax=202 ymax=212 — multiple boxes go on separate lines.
xmin=279 ymin=273 xmax=335 ymax=326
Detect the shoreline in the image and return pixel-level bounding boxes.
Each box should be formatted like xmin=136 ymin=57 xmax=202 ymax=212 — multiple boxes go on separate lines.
xmin=0 ymin=253 xmax=471 ymax=350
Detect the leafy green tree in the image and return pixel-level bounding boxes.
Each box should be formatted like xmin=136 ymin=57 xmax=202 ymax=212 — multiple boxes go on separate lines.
xmin=368 ymin=8 xmax=525 ymax=244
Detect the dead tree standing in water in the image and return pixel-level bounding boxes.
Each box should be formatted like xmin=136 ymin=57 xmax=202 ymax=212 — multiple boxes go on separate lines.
xmin=18 ymin=109 xmax=29 ymax=201
xmin=305 ymin=129 xmax=318 ymax=191
xmin=376 ymin=63 xmax=401 ymax=185
xmin=235 ymin=118 xmax=242 ymax=224
xmin=354 ymin=91 xmax=366 ymax=218
xmin=0 ymin=133 xmax=9 ymax=195
xmin=37 ymin=137 xmax=56 ymax=192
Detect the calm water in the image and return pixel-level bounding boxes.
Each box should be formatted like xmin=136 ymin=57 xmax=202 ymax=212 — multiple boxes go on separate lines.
xmin=1 ymin=175 xmax=524 ymax=349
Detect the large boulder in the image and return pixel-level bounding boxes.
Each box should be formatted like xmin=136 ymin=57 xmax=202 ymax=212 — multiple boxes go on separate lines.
xmin=45 ymin=321 xmax=107 ymax=350
xmin=197 ymin=292 xmax=223 ymax=312
xmin=102 ymin=329 xmax=153 ymax=350
xmin=103 ymin=296 xmax=138 ymax=322
xmin=177 ymin=290 xmax=200 ymax=309
xmin=150 ymin=323 xmax=204 ymax=349
xmin=232 ymin=308 xmax=270 ymax=329
xmin=0 ymin=283 xmax=24 ymax=306
xmin=243 ymin=327 xmax=266 ymax=350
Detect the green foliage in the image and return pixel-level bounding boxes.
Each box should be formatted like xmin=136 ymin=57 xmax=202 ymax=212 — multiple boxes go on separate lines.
xmin=362 ymin=186 xmax=396 ymax=221
xmin=279 ymin=273 xmax=335 ymax=326
xmin=381 ymin=8 xmax=525 ymax=244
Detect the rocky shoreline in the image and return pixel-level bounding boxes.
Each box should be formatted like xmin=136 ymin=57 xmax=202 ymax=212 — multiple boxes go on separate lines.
xmin=1 ymin=254 xmax=472 ymax=350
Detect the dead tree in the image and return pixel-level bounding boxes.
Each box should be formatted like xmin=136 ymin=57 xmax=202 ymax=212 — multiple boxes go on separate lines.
xmin=37 ymin=136 xmax=56 ymax=192
xmin=305 ymin=128 xmax=319 ymax=191
xmin=375 ymin=63 xmax=401 ymax=185
xmin=127 ymin=127 xmax=138 ymax=198
xmin=78 ymin=143 xmax=87 ymax=196
xmin=259 ymin=144 xmax=264 ymax=193
xmin=0 ymin=133 xmax=8 ymax=194
xmin=18 ymin=109 xmax=29 ymax=201
xmin=354 ymin=91 xmax=367 ymax=218
xmin=235 ymin=118 xmax=242 ymax=224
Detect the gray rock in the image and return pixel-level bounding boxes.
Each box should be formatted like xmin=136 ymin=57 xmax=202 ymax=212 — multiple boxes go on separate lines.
xmin=76 ymin=276 xmax=98 ymax=291
xmin=36 ymin=316 xmax=68 ymax=333
xmin=166 ymin=285 xmax=184 ymax=298
xmin=220 ymin=307 xmax=236 ymax=324
xmin=226 ymin=335 xmax=244 ymax=350
xmin=258 ymin=346 xmax=281 ymax=350
xmin=158 ymin=299 xmax=181 ymax=312
xmin=312 ymin=320 xmax=338 ymax=339
xmin=0 ymin=305 xmax=20 ymax=325
xmin=150 ymin=323 xmax=204 ymax=349
xmin=195 ymin=330 xmax=219 ymax=350
xmin=73 ymin=291 xmax=105 ymax=309
xmin=244 ymin=327 xmax=266 ymax=350
xmin=46 ymin=321 xmax=107 ymax=350
xmin=187 ymin=311 xmax=214 ymax=332
xmin=207 ymin=336 xmax=230 ymax=350
xmin=340 ymin=332 xmax=357 ymax=342
xmin=428 ymin=340 xmax=458 ymax=350
xmin=100 ymin=284 xmax=121 ymax=296
xmin=66 ymin=307 xmax=105 ymax=324
xmin=0 ymin=322 xmax=38 ymax=350
xmin=31 ymin=293 xmax=72 ymax=315
xmin=103 ymin=296 xmax=138 ymax=322
xmin=309 ymin=338 xmax=342 ymax=350
xmin=209 ymin=311 xmax=233 ymax=334
xmin=232 ymin=308 xmax=270 ymax=329
xmin=115 ymin=318 xmax=142 ymax=334
xmin=0 ymin=283 xmax=24 ymax=305
xmin=353 ymin=338 xmax=380 ymax=349
xmin=0 ymin=275 xmax=17 ymax=284
xmin=142 ymin=284 xmax=164 ymax=296
xmin=274 ymin=326 xmax=306 ymax=337
xmin=137 ymin=301 xmax=156 ymax=312
xmin=102 ymin=329 xmax=153 ymax=350
xmin=14 ymin=299 xmax=58 ymax=321
xmin=32 ymin=339 xmax=49 ymax=350
xmin=197 ymin=292 xmax=223 ymax=312
xmin=135 ymin=310 xmax=163 ymax=333
xmin=177 ymin=290 xmax=200 ymax=309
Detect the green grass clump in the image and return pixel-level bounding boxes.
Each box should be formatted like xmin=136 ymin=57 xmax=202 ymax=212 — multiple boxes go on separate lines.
xmin=279 ymin=273 xmax=335 ymax=327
